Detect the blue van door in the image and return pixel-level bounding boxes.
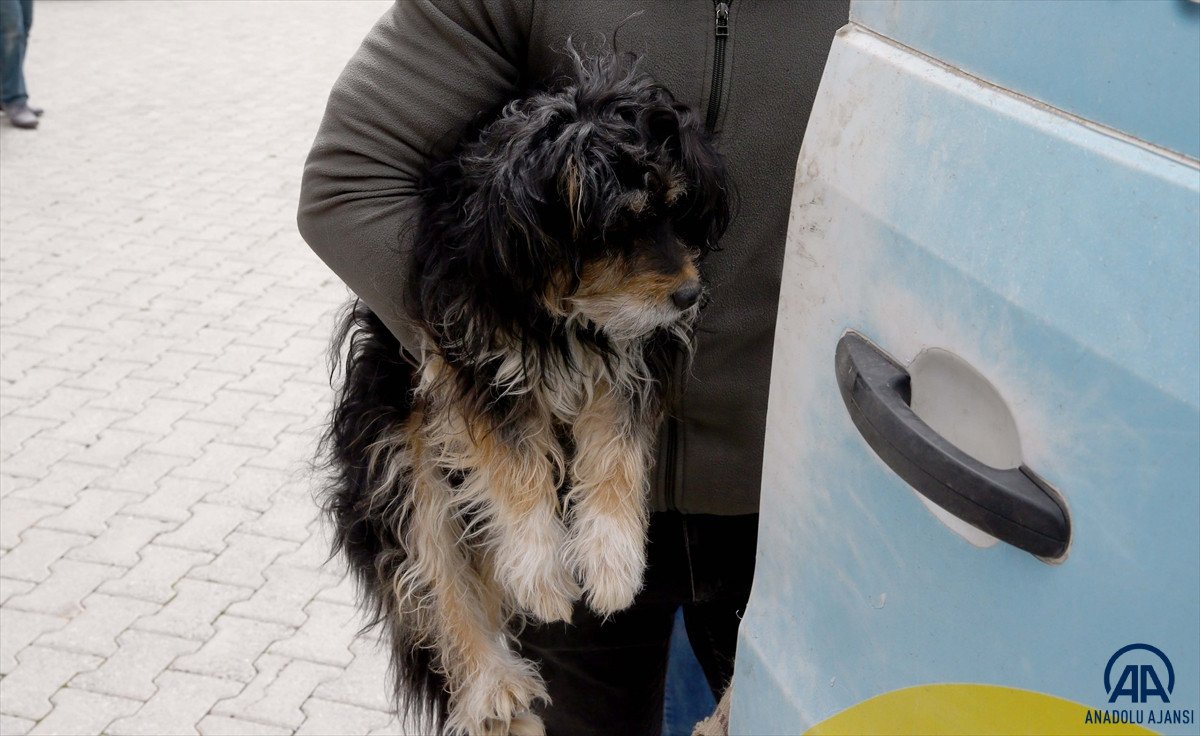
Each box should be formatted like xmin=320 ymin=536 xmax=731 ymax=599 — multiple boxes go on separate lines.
xmin=731 ymin=2 xmax=1200 ymax=734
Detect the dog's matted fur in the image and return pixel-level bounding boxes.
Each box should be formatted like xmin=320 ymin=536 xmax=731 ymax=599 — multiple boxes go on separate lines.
xmin=321 ymin=49 xmax=730 ymax=736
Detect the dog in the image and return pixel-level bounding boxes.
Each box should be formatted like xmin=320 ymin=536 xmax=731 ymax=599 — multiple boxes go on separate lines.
xmin=321 ymin=49 xmax=730 ymax=736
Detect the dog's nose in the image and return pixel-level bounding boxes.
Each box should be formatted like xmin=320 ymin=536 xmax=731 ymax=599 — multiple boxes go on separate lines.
xmin=671 ymin=280 xmax=702 ymax=309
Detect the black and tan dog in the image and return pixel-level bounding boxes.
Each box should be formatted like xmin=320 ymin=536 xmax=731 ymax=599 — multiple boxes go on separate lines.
xmin=321 ymin=50 xmax=730 ymax=736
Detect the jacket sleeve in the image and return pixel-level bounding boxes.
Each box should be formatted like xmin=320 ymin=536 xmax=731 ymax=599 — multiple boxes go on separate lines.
xmin=297 ymin=0 xmax=533 ymax=349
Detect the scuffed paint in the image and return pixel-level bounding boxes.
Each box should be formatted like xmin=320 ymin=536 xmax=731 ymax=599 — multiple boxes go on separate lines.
xmin=731 ymin=19 xmax=1200 ymax=736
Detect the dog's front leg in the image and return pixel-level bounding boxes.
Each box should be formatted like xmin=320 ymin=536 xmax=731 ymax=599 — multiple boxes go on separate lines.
xmin=564 ymin=383 xmax=653 ymax=617
xmin=408 ymin=427 xmax=548 ymax=736
xmin=459 ymin=416 xmax=580 ymax=624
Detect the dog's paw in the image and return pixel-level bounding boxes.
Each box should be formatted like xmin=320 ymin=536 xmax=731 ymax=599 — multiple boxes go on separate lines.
xmin=495 ymin=517 xmax=580 ymax=623
xmin=476 ymin=711 xmax=545 ymax=736
xmin=565 ymin=511 xmax=646 ymax=618
xmin=449 ymin=660 xmax=547 ymax=736
xmin=506 ymin=711 xmax=546 ymax=736
xmin=507 ymin=558 xmax=580 ymax=624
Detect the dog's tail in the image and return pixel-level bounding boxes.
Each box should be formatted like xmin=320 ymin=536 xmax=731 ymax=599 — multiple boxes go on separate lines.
xmin=320 ymin=301 xmax=448 ymax=731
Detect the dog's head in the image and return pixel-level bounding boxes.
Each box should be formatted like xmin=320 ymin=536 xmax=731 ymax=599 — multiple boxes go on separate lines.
xmin=415 ymin=50 xmax=731 ymax=348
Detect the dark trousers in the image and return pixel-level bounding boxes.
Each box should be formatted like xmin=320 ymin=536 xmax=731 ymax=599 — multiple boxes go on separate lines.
xmin=518 ymin=512 xmax=759 ymax=736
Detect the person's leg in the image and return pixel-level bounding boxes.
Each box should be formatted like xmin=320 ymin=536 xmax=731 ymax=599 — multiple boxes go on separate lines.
xmin=662 ymin=607 xmax=717 ymax=735
xmin=679 ymin=514 xmax=759 ymax=698
xmin=518 ymin=512 xmax=692 ymax=736
xmin=16 ymin=0 xmax=40 ymax=117
xmin=0 ymin=0 xmax=29 ymax=106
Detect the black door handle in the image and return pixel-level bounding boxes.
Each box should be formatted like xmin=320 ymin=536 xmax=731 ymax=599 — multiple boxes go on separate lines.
xmin=835 ymin=332 xmax=1070 ymax=560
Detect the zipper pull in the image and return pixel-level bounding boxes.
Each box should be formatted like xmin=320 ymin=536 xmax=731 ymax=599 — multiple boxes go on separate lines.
xmin=715 ymin=2 xmax=729 ymax=38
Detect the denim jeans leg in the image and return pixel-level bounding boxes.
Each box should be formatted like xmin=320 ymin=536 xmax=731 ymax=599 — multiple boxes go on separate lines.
xmin=662 ymin=606 xmax=718 ymax=736
xmin=0 ymin=0 xmax=30 ymax=106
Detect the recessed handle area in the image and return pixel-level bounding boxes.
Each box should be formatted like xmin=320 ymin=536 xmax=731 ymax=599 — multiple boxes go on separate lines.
xmin=835 ymin=332 xmax=1070 ymax=560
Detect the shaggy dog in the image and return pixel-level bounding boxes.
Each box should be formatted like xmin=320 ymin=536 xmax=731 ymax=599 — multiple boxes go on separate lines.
xmin=321 ymin=51 xmax=730 ymax=736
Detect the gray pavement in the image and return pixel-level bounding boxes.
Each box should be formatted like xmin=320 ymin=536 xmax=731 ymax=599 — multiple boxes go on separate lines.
xmin=0 ymin=2 xmax=417 ymax=733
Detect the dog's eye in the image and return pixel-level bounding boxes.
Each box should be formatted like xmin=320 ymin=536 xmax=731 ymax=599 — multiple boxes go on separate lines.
xmin=645 ymin=108 xmax=680 ymax=146
xmin=614 ymin=154 xmax=645 ymax=189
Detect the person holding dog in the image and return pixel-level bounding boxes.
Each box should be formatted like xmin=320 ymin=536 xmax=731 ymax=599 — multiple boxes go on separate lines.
xmin=299 ymin=2 xmax=847 ymax=734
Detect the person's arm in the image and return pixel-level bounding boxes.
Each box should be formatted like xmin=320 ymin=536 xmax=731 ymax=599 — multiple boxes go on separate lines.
xmin=297 ymin=0 xmax=532 ymax=349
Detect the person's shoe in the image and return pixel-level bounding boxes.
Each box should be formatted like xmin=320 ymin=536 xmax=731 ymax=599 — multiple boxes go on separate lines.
xmin=26 ymin=102 xmax=43 ymax=116
xmin=2 ymin=103 xmax=38 ymax=129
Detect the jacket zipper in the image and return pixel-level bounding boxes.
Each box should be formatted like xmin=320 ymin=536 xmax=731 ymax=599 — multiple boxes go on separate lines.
xmin=666 ymin=2 xmax=729 ymax=507
xmin=704 ymin=1 xmax=730 ymax=132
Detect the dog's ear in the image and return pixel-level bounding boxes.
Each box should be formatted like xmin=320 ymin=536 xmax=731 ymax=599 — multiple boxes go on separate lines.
xmin=421 ymin=115 xmax=564 ymax=326
xmin=671 ymin=106 xmax=733 ymax=253
xmin=479 ymin=168 xmax=557 ymax=288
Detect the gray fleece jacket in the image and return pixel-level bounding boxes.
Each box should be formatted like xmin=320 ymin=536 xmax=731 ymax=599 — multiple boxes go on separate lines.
xmin=297 ymin=0 xmax=847 ymax=516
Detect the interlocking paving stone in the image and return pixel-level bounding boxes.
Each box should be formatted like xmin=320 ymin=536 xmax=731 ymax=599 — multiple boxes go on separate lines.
xmin=106 ymin=671 xmax=243 ymax=736
xmin=2 ymin=438 xmax=84 ymax=482
xmin=132 ymin=579 xmax=252 ymax=642
xmin=221 ymin=409 xmax=309 ymax=451
xmin=273 ymin=523 xmax=334 ymax=572
xmin=70 ymin=630 xmax=201 ymax=702
xmin=190 ymin=533 xmax=298 ymax=589
xmin=94 ymin=451 xmax=192 ymax=495
xmin=204 ymin=467 xmax=291 ymax=513
xmin=36 ymin=593 xmax=160 ymax=658
xmin=86 ymin=379 xmax=172 ymax=417
xmin=59 ymin=361 xmax=142 ymax=396
xmin=6 ymin=560 xmax=125 ymax=618
xmin=197 ymin=715 xmax=293 ymax=736
xmin=311 ymin=637 xmax=396 ymax=713
xmin=237 ymin=490 xmax=319 ymax=544
xmin=0 ymin=499 xmax=58 ymax=551
xmin=27 ymin=688 xmax=143 ymax=736
xmin=67 ymin=515 xmax=174 ymax=568
xmin=267 ymin=601 xmax=360 ymax=668
xmin=207 ymin=654 xmax=290 ymax=722
xmin=141 ymin=420 xmax=226 ymax=460
xmin=0 ymin=474 xmax=35 ymax=502
xmin=1 ymin=529 xmax=92 ymax=583
xmin=0 ymin=578 xmax=36 ymax=606
xmin=0 ymin=610 xmax=69 ymax=675
xmin=296 ymin=700 xmax=396 ymax=736
xmin=38 ymin=488 xmax=141 ymax=537
xmin=212 ymin=657 xmax=342 ymax=728
xmin=155 ymin=503 xmax=259 ymax=556
xmin=244 ymin=430 xmax=319 ymax=474
xmin=368 ymin=719 xmax=413 ymax=736
xmin=225 ymin=567 xmax=342 ymax=628
xmin=109 ymin=398 xmax=201 ymax=438
xmin=0 ymin=646 xmax=101 ymax=720
xmin=0 ymin=715 xmax=36 ymax=736
xmin=0 ymin=2 xmax=413 ymax=733
xmin=174 ymin=444 xmax=269 ymax=486
xmin=172 ymin=615 xmax=296 ymax=683
xmin=122 ymin=477 xmax=222 ymax=524
xmin=43 ymin=406 xmax=133 ymax=447
xmin=9 ymin=463 xmax=107 ymax=508
xmin=14 ymin=386 xmax=103 ymax=423
xmin=98 ymin=545 xmax=213 ymax=604
xmin=314 ymin=575 xmax=358 ymax=608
